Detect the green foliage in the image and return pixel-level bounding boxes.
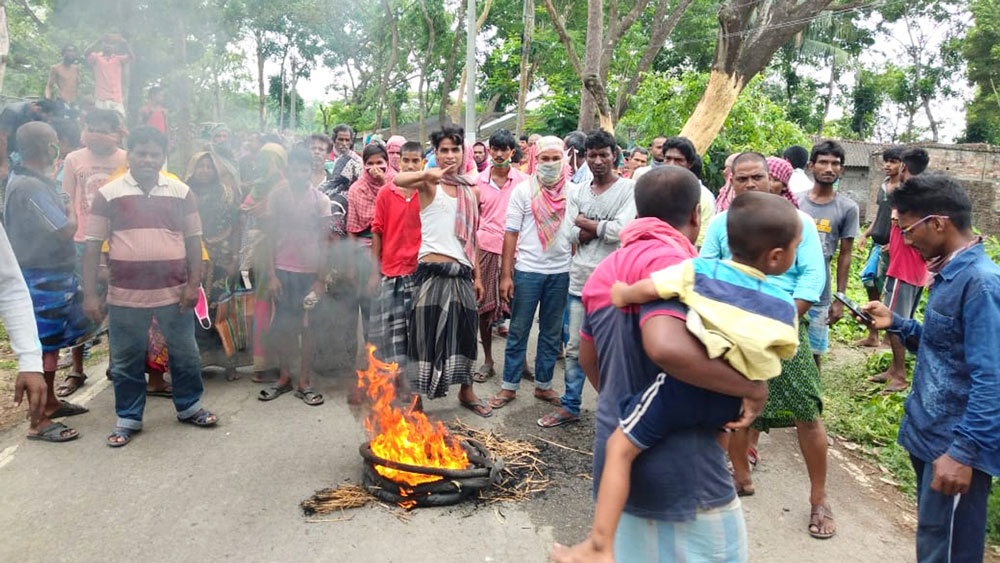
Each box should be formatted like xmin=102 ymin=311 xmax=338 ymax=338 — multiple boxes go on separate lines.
xmin=961 ymin=0 xmax=1000 ymax=144
xmin=619 ymin=71 xmax=809 ymax=188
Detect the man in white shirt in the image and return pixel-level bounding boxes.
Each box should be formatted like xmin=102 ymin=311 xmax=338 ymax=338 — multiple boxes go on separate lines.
xmin=784 ymin=145 xmax=813 ymax=194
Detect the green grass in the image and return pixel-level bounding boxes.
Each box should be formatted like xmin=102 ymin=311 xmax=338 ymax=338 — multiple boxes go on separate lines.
xmin=821 ymin=232 xmax=1000 ymax=543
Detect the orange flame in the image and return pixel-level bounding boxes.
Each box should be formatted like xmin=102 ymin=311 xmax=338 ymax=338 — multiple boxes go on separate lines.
xmin=357 ymin=345 xmax=469 ymax=487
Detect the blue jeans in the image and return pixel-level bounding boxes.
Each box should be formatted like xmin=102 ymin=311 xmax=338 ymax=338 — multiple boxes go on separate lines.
xmin=911 ymin=454 xmax=993 ymax=563
xmin=560 ymin=295 xmax=586 ymax=416
xmin=109 ymin=304 xmax=204 ymax=430
xmin=501 ymin=270 xmax=569 ymax=392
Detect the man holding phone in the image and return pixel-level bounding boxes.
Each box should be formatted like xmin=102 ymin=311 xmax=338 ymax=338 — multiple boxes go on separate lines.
xmin=860 ymin=174 xmax=1000 ymax=563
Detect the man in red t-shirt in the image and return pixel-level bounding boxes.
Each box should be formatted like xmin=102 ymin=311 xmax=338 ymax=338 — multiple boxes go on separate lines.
xmin=368 ymin=141 xmax=423 ymax=368
xmin=872 ymin=148 xmax=930 ymax=393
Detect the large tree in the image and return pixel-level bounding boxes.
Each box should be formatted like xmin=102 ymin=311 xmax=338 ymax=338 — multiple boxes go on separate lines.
xmin=543 ymin=0 xmax=695 ymax=132
xmin=679 ymin=0 xmax=865 ymax=153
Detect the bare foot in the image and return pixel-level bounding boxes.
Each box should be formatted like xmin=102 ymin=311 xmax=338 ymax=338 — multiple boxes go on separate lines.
xmin=734 ymin=477 xmax=755 ymax=496
xmin=549 ymin=537 xmax=614 ymax=563
xmin=867 ymin=371 xmax=890 ymax=384
xmin=853 ymin=335 xmax=880 ymax=348
xmin=882 ymin=382 xmax=909 ymax=394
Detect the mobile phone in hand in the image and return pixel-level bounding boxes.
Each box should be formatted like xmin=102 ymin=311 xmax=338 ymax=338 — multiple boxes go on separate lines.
xmin=834 ymin=292 xmax=872 ymax=325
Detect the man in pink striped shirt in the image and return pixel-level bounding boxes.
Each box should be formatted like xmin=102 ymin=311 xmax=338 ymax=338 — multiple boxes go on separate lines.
xmin=82 ymin=127 xmax=218 ymax=447
xmin=473 ymin=129 xmax=526 ymax=383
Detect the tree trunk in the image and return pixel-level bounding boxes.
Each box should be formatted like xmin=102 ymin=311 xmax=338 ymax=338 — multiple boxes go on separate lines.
xmin=817 ymin=54 xmax=836 ymax=136
xmin=256 ymin=32 xmax=266 ymax=130
xmin=439 ymin=0 xmax=468 ymax=126
xmin=678 ymin=70 xmax=746 ymax=154
xmin=376 ymin=0 xmax=400 ymax=132
xmin=417 ymin=0 xmax=435 ymax=142
xmin=389 ymin=100 xmax=398 ymax=134
xmin=577 ymin=0 xmax=603 ymax=131
xmin=289 ymin=58 xmax=299 ymax=131
xmin=516 ymin=0 xmax=533 ymax=136
xmin=0 ymin=2 xmax=8 ymax=94
xmin=212 ymin=58 xmax=223 ymax=122
xmin=449 ymin=0 xmax=494 ymax=124
xmin=922 ymin=97 xmax=938 ymax=142
xmin=174 ymin=13 xmax=192 ymax=173
xmin=678 ymin=0 xmax=839 ymax=153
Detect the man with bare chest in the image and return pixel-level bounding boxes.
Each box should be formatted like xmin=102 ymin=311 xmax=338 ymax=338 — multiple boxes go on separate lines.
xmin=45 ymin=46 xmax=80 ymax=116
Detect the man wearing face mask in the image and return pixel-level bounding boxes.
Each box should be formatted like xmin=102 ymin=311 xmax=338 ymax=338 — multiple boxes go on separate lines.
xmin=473 ymin=129 xmax=527 ymax=383
xmin=4 ymin=122 xmax=92 ymax=442
xmin=564 ymin=131 xmax=592 ymax=186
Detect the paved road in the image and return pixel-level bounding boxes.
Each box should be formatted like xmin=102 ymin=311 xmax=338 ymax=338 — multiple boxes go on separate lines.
xmin=0 ymin=338 xmax=924 ymax=563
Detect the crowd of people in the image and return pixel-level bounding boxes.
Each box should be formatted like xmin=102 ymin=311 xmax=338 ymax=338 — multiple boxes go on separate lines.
xmin=1 ymin=36 xmax=998 ymax=563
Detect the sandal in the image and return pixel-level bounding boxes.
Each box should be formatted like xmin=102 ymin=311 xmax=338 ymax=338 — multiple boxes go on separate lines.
xmin=488 ymin=391 xmax=516 ymax=409
xmin=534 ymin=390 xmax=561 ymax=406
xmin=809 ymin=504 xmax=836 ymax=539
xmin=295 ymin=387 xmax=325 ymax=406
xmin=107 ymin=427 xmax=140 ymax=447
xmin=146 ymin=385 xmax=173 ymax=398
xmin=178 ymin=408 xmax=218 ymax=427
xmin=748 ymin=446 xmax=760 ymax=468
xmin=472 ymin=363 xmax=495 ymax=383
xmin=55 ymin=373 xmax=87 ymax=397
xmin=734 ymin=480 xmax=755 ymax=497
xmin=27 ymin=422 xmax=79 ymax=442
xmin=48 ymin=400 xmax=89 ymax=418
xmin=225 ymin=368 xmax=240 ymax=382
xmin=537 ymin=410 xmax=579 ymax=428
xmin=460 ymin=399 xmax=494 ymax=418
xmin=258 ymin=383 xmax=293 ymax=401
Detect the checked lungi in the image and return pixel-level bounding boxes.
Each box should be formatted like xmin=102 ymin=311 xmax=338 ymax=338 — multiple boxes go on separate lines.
xmin=406 ymin=262 xmax=477 ymax=398
xmin=369 ymin=274 xmax=415 ymax=369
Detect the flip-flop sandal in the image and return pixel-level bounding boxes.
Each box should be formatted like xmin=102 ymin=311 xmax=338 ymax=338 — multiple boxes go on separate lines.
xmin=146 ymin=386 xmax=173 ymax=398
xmin=55 ymin=373 xmax=87 ymax=397
xmin=107 ymin=427 xmax=140 ymax=447
xmin=735 ymin=481 xmax=756 ymax=497
xmin=537 ymin=410 xmax=579 ymax=428
xmin=258 ymin=383 xmax=293 ymax=401
xmin=472 ymin=364 xmax=495 ymax=383
xmin=748 ymin=447 xmax=760 ymax=468
xmin=461 ymin=399 xmax=494 ymax=418
xmin=809 ymin=505 xmax=836 ymax=539
xmin=48 ymin=400 xmax=89 ymax=418
xmin=488 ymin=393 xmax=516 ymax=409
xmin=534 ymin=391 xmax=562 ymax=406
xmin=178 ymin=408 xmax=218 ymax=427
xmin=295 ymin=387 xmax=325 ymax=406
xmin=27 ymin=422 xmax=79 ymax=442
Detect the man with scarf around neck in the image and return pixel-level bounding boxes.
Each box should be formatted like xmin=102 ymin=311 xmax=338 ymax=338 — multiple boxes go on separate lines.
xmin=5 ymin=122 xmax=92 ymax=442
xmin=393 ymin=126 xmax=490 ymax=417
xmin=550 ymin=166 xmax=763 ymax=562
xmin=860 ymin=174 xmax=1000 ymax=563
xmin=539 ymin=129 xmax=636 ymax=429
xmin=472 ymin=129 xmax=527 ymax=383
xmin=486 ymin=135 xmax=570 ymax=410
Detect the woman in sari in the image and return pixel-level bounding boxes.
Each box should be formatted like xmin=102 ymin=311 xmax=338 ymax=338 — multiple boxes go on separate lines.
xmin=186 ymin=151 xmax=242 ymax=380
xmin=242 ymin=143 xmax=288 ymax=382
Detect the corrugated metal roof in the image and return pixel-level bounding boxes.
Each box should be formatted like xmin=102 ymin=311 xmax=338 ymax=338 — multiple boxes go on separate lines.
xmin=811 ymin=137 xmax=891 ymax=168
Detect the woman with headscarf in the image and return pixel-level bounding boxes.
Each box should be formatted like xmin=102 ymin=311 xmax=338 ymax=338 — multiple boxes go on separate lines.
xmin=385 ymin=135 xmax=406 ymax=173
xmin=186 ymin=151 xmax=243 ymax=380
xmin=486 ymin=135 xmax=570 ymax=410
xmin=345 ymin=144 xmax=397 ymax=343
xmin=766 ymin=156 xmax=800 ymax=208
xmin=242 ymin=142 xmax=287 ymax=382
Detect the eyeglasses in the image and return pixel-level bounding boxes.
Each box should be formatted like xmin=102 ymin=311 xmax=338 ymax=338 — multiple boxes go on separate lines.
xmin=898 ymin=215 xmax=949 ymax=238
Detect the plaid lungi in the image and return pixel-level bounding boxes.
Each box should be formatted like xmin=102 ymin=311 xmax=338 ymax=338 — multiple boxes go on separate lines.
xmin=368 ymin=274 xmax=415 ymax=368
xmin=407 ymin=262 xmax=478 ymax=398
xmin=476 ymin=249 xmax=508 ymax=321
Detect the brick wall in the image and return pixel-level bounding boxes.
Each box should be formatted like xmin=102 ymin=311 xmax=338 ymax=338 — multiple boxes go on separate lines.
xmin=867 ymin=143 xmax=1000 ymax=236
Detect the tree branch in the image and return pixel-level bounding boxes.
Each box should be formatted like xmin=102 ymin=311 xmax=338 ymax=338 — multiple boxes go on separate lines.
xmin=542 ymin=0 xmax=584 ymax=77
xmin=12 ymin=0 xmax=44 ymax=28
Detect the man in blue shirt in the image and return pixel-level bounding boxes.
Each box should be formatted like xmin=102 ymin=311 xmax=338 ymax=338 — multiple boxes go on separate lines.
xmin=862 ymin=173 xmax=1000 ymax=563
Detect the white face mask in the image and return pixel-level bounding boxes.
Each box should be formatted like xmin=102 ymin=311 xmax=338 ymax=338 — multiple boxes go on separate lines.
xmin=536 ymin=161 xmax=563 ymax=186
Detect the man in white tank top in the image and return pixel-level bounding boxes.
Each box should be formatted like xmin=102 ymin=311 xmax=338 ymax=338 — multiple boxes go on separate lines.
xmin=393 ymin=126 xmax=492 ymax=418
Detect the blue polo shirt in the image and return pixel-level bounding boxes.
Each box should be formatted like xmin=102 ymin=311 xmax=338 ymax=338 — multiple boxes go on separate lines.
xmin=892 ymin=243 xmax=1000 ymax=476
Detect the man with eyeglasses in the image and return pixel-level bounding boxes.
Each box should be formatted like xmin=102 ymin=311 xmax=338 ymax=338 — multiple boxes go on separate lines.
xmin=872 ymin=148 xmax=930 ymax=394
xmin=860 ymin=173 xmax=1000 ymax=563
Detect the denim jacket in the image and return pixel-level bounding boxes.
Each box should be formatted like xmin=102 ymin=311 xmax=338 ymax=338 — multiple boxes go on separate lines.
xmin=892 ymin=244 xmax=1000 ymax=476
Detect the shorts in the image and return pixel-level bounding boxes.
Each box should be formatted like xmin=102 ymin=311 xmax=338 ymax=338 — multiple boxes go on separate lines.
xmin=94 ymin=99 xmax=125 ymax=118
xmin=615 ymin=499 xmax=748 ymax=563
xmin=806 ymin=305 xmax=829 ymax=355
xmin=618 ymin=372 xmax=741 ymax=450
xmin=883 ymin=277 xmax=923 ymax=319
xmin=861 ymin=245 xmax=889 ymax=294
